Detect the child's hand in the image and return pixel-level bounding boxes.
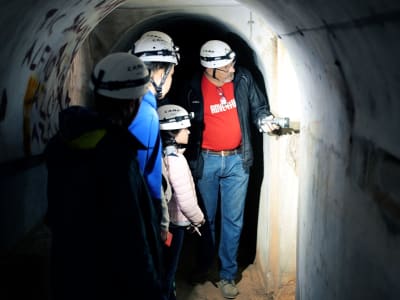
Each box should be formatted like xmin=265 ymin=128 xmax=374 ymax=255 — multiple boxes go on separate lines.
xmin=161 ymin=229 xmax=168 ymax=242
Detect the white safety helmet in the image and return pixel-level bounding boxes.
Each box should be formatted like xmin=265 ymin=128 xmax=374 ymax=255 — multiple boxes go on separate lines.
xmin=140 ymin=30 xmax=174 ymax=44
xmin=200 ymin=40 xmax=236 ymax=68
xmin=131 ymin=31 xmax=180 ymax=65
xmin=90 ymin=52 xmax=150 ymax=100
xmin=158 ymin=104 xmax=192 ymax=130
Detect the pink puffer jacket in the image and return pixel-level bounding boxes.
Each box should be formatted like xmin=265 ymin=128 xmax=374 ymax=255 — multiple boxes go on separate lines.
xmin=163 ymin=147 xmax=204 ymax=227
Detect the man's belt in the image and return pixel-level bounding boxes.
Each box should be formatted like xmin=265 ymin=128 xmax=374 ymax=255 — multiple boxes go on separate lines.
xmin=202 ymin=147 xmax=242 ymax=156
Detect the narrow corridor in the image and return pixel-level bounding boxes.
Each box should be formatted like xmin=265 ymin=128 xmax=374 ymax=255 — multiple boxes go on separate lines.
xmin=1 ymin=1 xmax=400 ymax=299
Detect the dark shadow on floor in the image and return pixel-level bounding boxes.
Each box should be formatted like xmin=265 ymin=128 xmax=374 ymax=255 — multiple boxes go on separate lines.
xmin=0 ymin=223 xmax=50 ymax=300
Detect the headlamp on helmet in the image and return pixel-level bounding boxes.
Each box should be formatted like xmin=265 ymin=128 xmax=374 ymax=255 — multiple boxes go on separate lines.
xmin=90 ymin=52 xmax=150 ymax=100
xmin=158 ymin=104 xmax=193 ymax=130
xmin=200 ymin=40 xmax=236 ymax=68
xmin=131 ymin=31 xmax=180 ymax=65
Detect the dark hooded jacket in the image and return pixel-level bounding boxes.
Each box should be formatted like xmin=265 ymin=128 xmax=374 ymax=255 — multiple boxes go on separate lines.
xmin=45 ymin=106 xmax=163 ymax=300
xmin=181 ymin=66 xmax=271 ymax=179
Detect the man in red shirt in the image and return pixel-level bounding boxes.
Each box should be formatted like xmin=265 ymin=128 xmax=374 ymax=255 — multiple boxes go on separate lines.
xmin=182 ymin=40 xmax=278 ymax=299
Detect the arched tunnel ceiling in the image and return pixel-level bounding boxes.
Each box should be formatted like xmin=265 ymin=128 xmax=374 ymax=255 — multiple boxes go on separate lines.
xmin=121 ymin=0 xmax=400 ymax=35
xmin=100 ymin=11 xmax=269 ymax=105
xmin=69 ymin=0 xmax=400 ymax=159
xmin=1 ymin=0 xmax=399 ymax=161
xmin=121 ymin=0 xmax=240 ymax=8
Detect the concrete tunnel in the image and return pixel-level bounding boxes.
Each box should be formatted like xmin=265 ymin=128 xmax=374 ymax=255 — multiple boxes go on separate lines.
xmin=0 ymin=0 xmax=399 ymax=299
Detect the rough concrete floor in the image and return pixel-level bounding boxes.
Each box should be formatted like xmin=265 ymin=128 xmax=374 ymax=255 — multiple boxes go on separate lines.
xmin=0 ymin=223 xmax=294 ymax=300
xmin=173 ymin=234 xmax=295 ymax=300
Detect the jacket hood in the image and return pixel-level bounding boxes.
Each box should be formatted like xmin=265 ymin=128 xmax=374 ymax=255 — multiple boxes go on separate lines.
xmin=58 ymin=106 xmax=109 ymax=150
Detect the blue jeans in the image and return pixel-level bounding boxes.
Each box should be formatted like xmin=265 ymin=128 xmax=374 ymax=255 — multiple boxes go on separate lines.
xmin=197 ymin=151 xmax=249 ymax=280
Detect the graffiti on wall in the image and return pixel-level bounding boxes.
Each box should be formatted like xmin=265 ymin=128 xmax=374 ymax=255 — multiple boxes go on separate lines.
xmin=22 ymin=75 xmax=71 ymax=155
xmin=20 ymin=0 xmax=124 ymax=156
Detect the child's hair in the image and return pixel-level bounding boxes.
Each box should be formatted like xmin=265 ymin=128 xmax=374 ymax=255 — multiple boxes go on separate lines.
xmin=160 ymin=129 xmax=181 ymax=147
xmin=94 ymin=94 xmax=138 ymax=127
xmin=145 ymin=61 xmax=172 ymax=73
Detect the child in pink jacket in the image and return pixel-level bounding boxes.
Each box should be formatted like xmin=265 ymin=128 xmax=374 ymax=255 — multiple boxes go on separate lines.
xmin=158 ymin=104 xmax=205 ymax=300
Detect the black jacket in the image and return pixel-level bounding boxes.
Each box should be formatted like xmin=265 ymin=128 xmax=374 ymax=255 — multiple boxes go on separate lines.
xmin=45 ymin=106 xmax=163 ymax=300
xmin=181 ymin=67 xmax=271 ymax=179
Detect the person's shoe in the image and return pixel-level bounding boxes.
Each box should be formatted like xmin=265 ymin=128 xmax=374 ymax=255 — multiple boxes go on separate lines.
xmin=219 ymin=279 xmax=239 ymax=299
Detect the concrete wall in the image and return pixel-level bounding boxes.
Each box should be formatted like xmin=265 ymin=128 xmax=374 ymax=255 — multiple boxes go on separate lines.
xmin=256 ymin=39 xmax=300 ymax=297
xmin=0 ymin=1 xmax=399 ymax=299
xmin=0 ymin=0 xmax=126 ymax=251
xmin=253 ymin=1 xmax=400 ymax=299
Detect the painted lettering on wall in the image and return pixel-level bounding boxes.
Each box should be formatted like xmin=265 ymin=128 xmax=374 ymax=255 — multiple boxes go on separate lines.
xmin=22 ymin=40 xmax=71 ymax=155
xmin=95 ymin=0 xmax=126 ymax=15
xmin=20 ymin=0 xmax=127 ymax=155
xmin=38 ymin=9 xmax=66 ymax=35
xmin=23 ymin=75 xmax=71 ymax=156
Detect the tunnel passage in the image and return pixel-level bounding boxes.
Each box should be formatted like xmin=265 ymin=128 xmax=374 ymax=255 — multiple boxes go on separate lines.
xmin=1 ymin=2 xmax=298 ymax=298
xmin=83 ymin=10 xmax=271 ymax=268
xmin=1 ymin=1 xmax=399 ymax=299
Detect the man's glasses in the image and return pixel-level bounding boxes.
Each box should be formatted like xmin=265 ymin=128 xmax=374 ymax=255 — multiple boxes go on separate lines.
xmin=216 ymin=60 xmax=236 ymax=73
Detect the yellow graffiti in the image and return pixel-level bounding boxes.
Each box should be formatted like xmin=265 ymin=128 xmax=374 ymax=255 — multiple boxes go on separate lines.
xmin=23 ymin=75 xmax=43 ymax=156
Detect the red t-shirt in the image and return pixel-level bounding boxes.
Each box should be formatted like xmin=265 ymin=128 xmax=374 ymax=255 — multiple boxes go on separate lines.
xmin=201 ymin=75 xmax=242 ymax=151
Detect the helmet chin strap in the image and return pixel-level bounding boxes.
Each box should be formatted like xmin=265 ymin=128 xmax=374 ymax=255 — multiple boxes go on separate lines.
xmin=205 ymin=69 xmax=224 ymax=86
xmin=150 ymin=79 xmax=163 ymax=99
xmin=165 ymin=132 xmax=186 ymax=149
xmin=212 ymin=68 xmax=217 ymax=79
xmin=151 ymin=64 xmax=173 ymax=99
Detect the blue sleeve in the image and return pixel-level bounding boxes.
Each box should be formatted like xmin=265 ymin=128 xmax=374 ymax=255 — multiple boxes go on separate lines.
xmin=137 ymin=116 xmax=162 ymax=201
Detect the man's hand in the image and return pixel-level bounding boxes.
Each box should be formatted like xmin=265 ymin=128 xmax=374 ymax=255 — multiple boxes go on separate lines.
xmin=258 ymin=115 xmax=280 ymax=133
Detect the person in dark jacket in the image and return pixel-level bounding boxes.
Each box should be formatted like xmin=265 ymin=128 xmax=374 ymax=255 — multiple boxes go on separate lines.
xmin=45 ymin=53 xmax=164 ymax=300
xmin=181 ymin=40 xmax=278 ymax=299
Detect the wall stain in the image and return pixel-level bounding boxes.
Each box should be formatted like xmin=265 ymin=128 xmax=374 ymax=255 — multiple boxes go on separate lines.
xmin=348 ymin=136 xmax=400 ymax=234
xmin=373 ymin=188 xmax=400 ymax=235
xmin=0 ymin=89 xmax=7 ymax=122
xmin=280 ymin=10 xmax=400 ymax=37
